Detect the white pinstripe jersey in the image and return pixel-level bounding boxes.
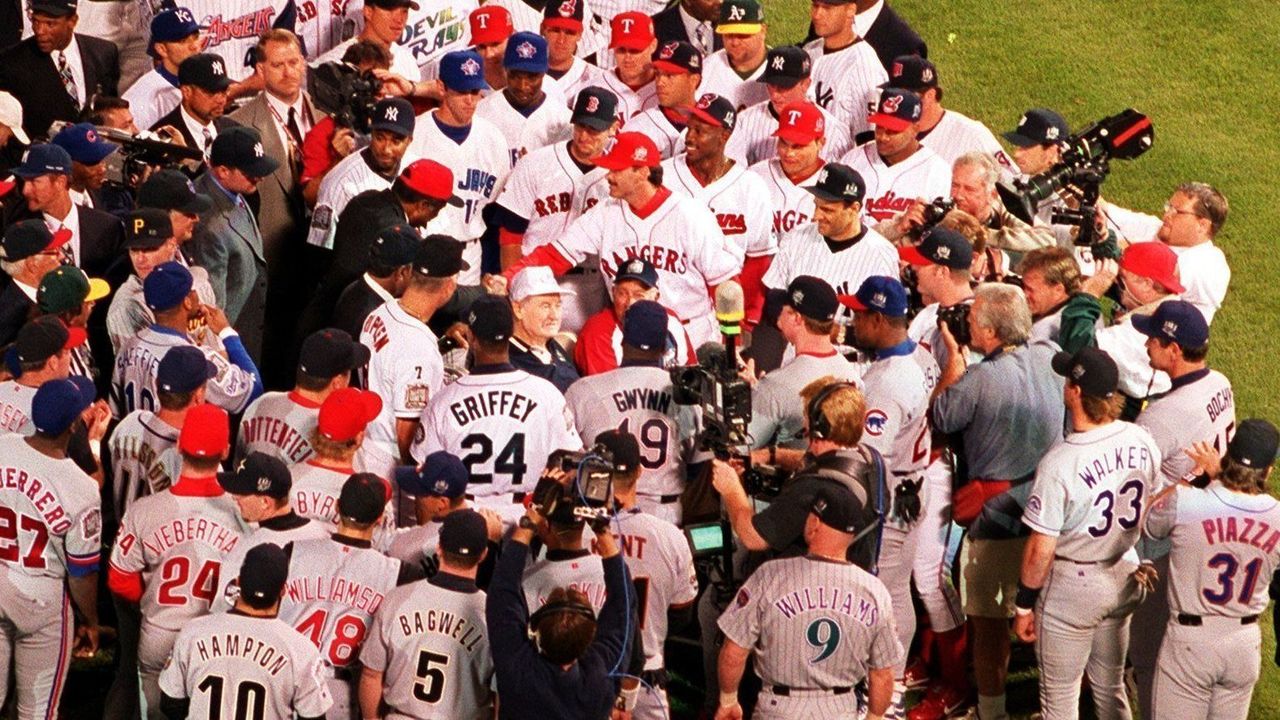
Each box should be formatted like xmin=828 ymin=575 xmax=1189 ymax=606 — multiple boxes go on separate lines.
xmin=747 ymin=158 xmax=820 ymax=238
xmin=359 ymin=301 xmax=445 ymax=470
xmin=859 ymin=342 xmax=939 ymax=497
xmin=593 ymin=70 xmax=659 ymax=121
xmin=495 ymin=141 xmax=611 ymax=253
xmin=235 ymin=391 xmax=320 ymax=466
xmin=717 ymin=555 xmax=903 ymax=687
xmin=698 ymin=51 xmax=768 ymax=110
xmin=295 ymin=0 xmax=361 ymax=59
xmin=105 ymin=269 xmax=219 ymax=354
xmin=608 ymin=508 xmax=698 ymax=669
xmin=803 ymin=38 xmax=888 ymax=139
xmin=0 ymin=380 xmax=36 ymax=435
xmin=919 ymin=109 xmax=1017 ymax=178
xmin=111 ymin=326 xmax=257 ymax=418
xmin=306 ymin=149 xmax=414 ymax=250
xmin=107 ymin=410 xmax=182 ymax=524
xmin=475 ymin=89 xmax=574 ymax=168
xmin=661 ymin=155 xmax=777 ymax=257
xmin=726 ymin=101 xmax=852 ymax=168
xmin=1136 ymin=370 xmax=1235 ymax=487
xmin=762 ymin=224 xmax=898 ymax=298
xmin=841 ymin=143 xmax=952 ymax=224
xmin=523 ymin=550 xmax=608 ymax=613
xmin=548 ymin=58 xmax=605 ymax=106
xmin=625 ymin=107 xmax=687 ymax=160
xmin=288 ymin=460 xmax=399 ymax=551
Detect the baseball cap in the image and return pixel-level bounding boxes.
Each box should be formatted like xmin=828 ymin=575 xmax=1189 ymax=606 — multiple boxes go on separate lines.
xmin=810 ymin=485 xmax=862 ymax=534
xmin=467 ymin=295 xmax=514 ymax=343
xmin=367 ymin=0 xmax=420 ymax=10
xmin=236 ymin=543 xmax=289 ymax=607
xmin=504 ymin=32 xmax=549 ymax=74
xmin=511 ymin=266 xmax=574 ymax=302
xmin=594 ymin=429 xmax=640 ymax=474
xmin=469 ymin=5 xmax=513 ymax=45
xmin=179 ymin=403 xmax=230 ymax=458
xmin=37 ymin=266 xmax=110 ymax=314
xmin=395 ymin=451 xmax=469 ymax=498
xmin=439 ymin=509 xmax=489 ymax=557
xmin=1052 ymin=347 xmax=1119 ymax=398
xmin=218 ymin=452 xmax=292 ymax=499
xmin=542 ymin=0 xmax=584 ymax=30
xmin=136 ymin=169 xmax=214 ymax=214
xmin=784 ymin=276 xmax=838 ymax=322
xmin=369 ymin=223 xmax=421 ymax=268
xmin=209 ymin=127 xmax=281 ymax=178
xmin=143 ymin=262 xmax=194 ymax=311
xmin=317 ymin=387 xmax=383 ymax=442
xmin=652 ymin=41 xmax=702 ymax=75
xmin=622 ymin=300 xmax=667 ymax=352
xmin=31 ymin=376 xmax=96 ymax=436
xmin=399 ymin=160 xmax=464 ymax=207
xmin=15 ymin=316 xmax=86 ymax=365
xmin=339 ymin=473 xmax=388 ymax=524
xmin=51 ymin=123 xmax=118 ymax=165
xmin=178 ymin=53 xmax=234 ymax=93
xmin=881 ymin=55 xmax=938 ymax=91
xmin=773 ymin=102 xmax=825 ymax=144
xmin=298 ymin=328 xmax=371 ymax=379
xmin=156 ymin=345 xmax=216 ymax=394
xmin=150 ymin=7 xmax=200 ymax=45
xmin=843 ymin=276 xmax=909 ymax=317
xmin=29 ymin=0 xmax=76 ymax=17
xmin=1130 ymin=300 xmax=1209 ymax=349
xmin=716 ymin=0 xmax=765 ymax=34
xmin=804 ymin=163 xmax=865 ymax=203
xmin=1119 ymin=241 xmax=1185 ymax=294
xmin=869 ymin=88 xmax=923 ymax=132
xmin=413 ymin=234 xmax=470 ymax=277
xmin=1228 ymin=419 xmax=1280 ymax=470
xmin=1 ymin=219 xmax=70 ymax=262
xmin=370 ymin=98 xmax=415 ymax=137
xmin=759 ymin=46 xmax=811 ymax=89
xmin=592 ymin=132 xmax=660 ymax=170
xmin=440 ymin=50 xmax=488 ymax=92
xmin=610 ymin=12 xmax=656 ymax=51
xmin=689 ymin=94 xmax=736 ymax=132
xmin=571 ymin=86 xmax=619 ymax=131
xmin=1004 ymin=108 xmax=1069 ymax=147
xmin=615 ymin=257 xmax=658 ymax=288
xmin=899 ymin=227 xmax=973 ymax=270
xmin=0 ymin=92 xmax=29 ymax=146
xmin=125 ymin=207 xmax=174 ymax=249
xmin=12 ymin=144 xmax=72 ymax=178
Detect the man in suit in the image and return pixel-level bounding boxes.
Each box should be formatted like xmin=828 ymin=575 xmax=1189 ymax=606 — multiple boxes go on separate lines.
xmin=0 ymin=0 xmax=119 ymax=141
xmin=857 ymin=0 xmax=927 ymax=70
xmin=0 ymin=220 xmax=69 ymax=345
xmin=151 ymin=53 xmax=239 ymax=167
xmin=653 ymin=0 xmax=724 ymax=56
xmin=188 ymin=127 xmax=281 ymax=362
xmin=331 ymin=223 xmax=419 ymax=338
xmin=50 ymin=122 xmax=119 ymax=212
xmin=12 ymin=143 xmax=123 ymax=278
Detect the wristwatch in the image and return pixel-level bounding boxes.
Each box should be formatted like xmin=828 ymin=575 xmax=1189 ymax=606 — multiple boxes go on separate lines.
xmin=518 ymin=515 xmax=536 ymax=530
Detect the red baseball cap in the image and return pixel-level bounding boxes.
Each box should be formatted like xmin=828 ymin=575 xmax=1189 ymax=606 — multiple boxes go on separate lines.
xmin=318 ymin=387 xmax=384 ymax=442
xmin=399 ymin=160 xmax=464 ymax=207
xmin=610 ymin=11 xmax=656 ymax=50
xmin=592 ymin=132 xmax=661 ymax=170
xmin=469 ymin=5 xmax=513 ymax=45
xmin=1120 ymin=241 xmax=1185 ymax=294
xmin=179 ymin=403 xmax=230 ymax=458
xmin=0 ymin=175 xmax=14 ymax=196
xmin=773 ymin=101 xmax=825 ymax=144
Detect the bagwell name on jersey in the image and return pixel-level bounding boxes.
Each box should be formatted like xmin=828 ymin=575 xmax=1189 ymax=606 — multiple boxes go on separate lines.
xmin=284 ymin=575 xmax=387 ymax=613
xmin=0 ymin=466 xmax=75 ymax=533
xmin=187 ymin=634 xmax=295 ymax=676
xmin=239 ymin=417 xmax=312 ymax=463
xmin=1076 ymin=445 xmax=1155 ymax=488
xmin=391 ymin=610 xmax=486 ymax=653
xmin=1201 ymin=517 xmax=1280 ymax=551
xmin=772 ymin=588 xmax=880 ymax=625
xmin=449 ymin=391 xmax=541 ymax=426
xmin=117 ymin=517 xmax=241 ymax=557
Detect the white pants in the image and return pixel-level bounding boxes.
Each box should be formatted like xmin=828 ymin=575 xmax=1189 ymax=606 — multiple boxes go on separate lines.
xmin=0 ymin=582 xmax=72 ymax=720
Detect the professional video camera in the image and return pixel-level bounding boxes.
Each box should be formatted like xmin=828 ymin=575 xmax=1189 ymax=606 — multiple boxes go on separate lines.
xmin=997 ymin=109 xmax=1154 ymax=249
xmin=530 ymin=446 xmax=617 ymax=525
xmin=309 ymin=62 xmax=382 ymax=134
xmin=49 ymin=120 xmax=203 ymax=188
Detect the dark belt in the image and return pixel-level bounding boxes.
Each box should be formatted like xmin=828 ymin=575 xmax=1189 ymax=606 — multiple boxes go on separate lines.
xmin=466 ymin=492 xmax=527 ymax=503
xmin=771 ymin=685 xmax=852 ymax=697
xmin=1176 ymin=613 xmax=1258 ymax=626
xmin=330 ymin=665 xmax=356 ymax=681
xmin=1053 ymin=555 xmax=1120 ymax=565
xmin=641 ymin=668 xmax=669 ymax=688
xmin=642 ymin=493 xmax=681 ymax=504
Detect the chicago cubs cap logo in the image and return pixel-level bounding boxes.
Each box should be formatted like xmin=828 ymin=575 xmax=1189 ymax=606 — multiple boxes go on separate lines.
xmin=516 ymin=41 xmax=537 ymax=59
xmin=864 ymin=409 xmax=888 ymax=436
xmin=461 ymin=58 xmax=481 ymax=76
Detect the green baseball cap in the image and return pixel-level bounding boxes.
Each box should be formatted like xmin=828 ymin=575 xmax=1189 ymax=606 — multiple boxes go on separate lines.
xmin=37 ymin=266 xmax=110 ymax=314
xmin=716 ymin=0 xmax=764 ymax=34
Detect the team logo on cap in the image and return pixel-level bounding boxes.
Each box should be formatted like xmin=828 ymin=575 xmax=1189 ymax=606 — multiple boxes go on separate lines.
xmin=384 ymin=105 xmax=399 ymax=121
xmin=882 ymin=94 xmax=903 ymax=113
xmin=632 ymin=145 xmax=649 ymax=162
xmin=659 ymin=42 xmax=677 ymax=59
xmin=922 ymin=68 xmax=935 ymax=83
xmin=211 ymin=59 xmax=225 ymax=75
xmin=935 ymin=245 xmax=951 ymax=260
xmin=253 ymin=142 xmax=264 ymax=157
xmin=176 ymin=8 xmax=194 ymax=22
xmin=724 ymin=110 xmax=735 ymax=126
xmin=770 ymin=55 xmax=786 ymax=71
xmin=85 ymin=129 xmax=98 ymax=142
xmin=620 ymin=17 xmax=635 ymax=32
xmin=785 ymin=109 xmax=802 ymax=125
xmin=558 ymin=0 xmax=576 ymax=16
xmin=1018 ymin=115 xmax=1029 ymax=127
xmin=865 ymin=409 xmax=888 ymax=436
xmin=433 ymin=478 xmax=450 ymax=494
xmin=871 ymin=292 xmax=887 ymax=308
xmin=625 ymin=259 xmax=644 ymax=274
xmin=892 ymin=61 xmax=903 ymax=77
xmin=475 ymin=11 xmax=490 ymax=28
xmin=516 ymin=40 xmax=537 ymax=59
xmin=1071 ymin=364 xmax=1085 ymax=380
xmin=791 ymin=289 xmax=804 ymax=304
xmin=817 ymin=169 xmax=827 ymax=184
xmin=696 ymin=95 xmax=713 ymax=109
xmin=585 ymin=95 xmax=600 ymax=113
xmin=728 ymin=4 xmax=746 ymax=20
xmin=1162 ymin=320 xmax=1178 ymax=337
xmin=461 ymin=57 xmax=481 ymax=76
xmin=256 ymin=476 xmax=271 ymax=492
xmin=1045 ymin=126 xmax=1060 ymax=140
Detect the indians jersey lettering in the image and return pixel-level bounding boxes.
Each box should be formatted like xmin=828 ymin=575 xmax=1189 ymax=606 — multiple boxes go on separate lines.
xmin=111 ymin=326 xmax=256 ymax=418
xmin=1137 ymin=370 xmax=1235 ymax=487
xmin=495 ymin=140 xmax=611 ymax=252
xmin=727 ymin=101 xmax=852 ymax=168
xmin=661 ymin=156 xmax=777 ymax=258
xmin=236 ymin=392 xmax=321 ymax=466
xmin=0 ymin=435 xmax=101 ymax=582
xmin=803 ymin=38 xmax=887 ymax=139
xmin=106 ymin=410 xmax=182 ymax=524
xmin=841 ymin=143 xmax=952 ymax=224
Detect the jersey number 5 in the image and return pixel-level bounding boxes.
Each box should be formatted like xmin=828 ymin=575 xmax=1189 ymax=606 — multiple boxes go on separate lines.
xmin=413 ymin=650 xmax=451 ymax=703
xmin=460 ymin=433 xmax=528 ymax=485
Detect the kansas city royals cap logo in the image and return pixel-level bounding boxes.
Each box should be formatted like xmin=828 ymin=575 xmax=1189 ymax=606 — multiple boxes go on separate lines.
xmin=516 ymin=40 xmax=537 ymax=59
xmin=176 ymin=8 xmax=193 ymax=22
xmin=461 ymin=58 xmax=481 ymax=76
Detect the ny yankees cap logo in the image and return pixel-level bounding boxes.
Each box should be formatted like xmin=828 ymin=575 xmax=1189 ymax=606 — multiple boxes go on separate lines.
xmin=516 ymin=41 xmax=537 ymax=59
xmin=771 ymin=55 xmax=786 ymax=71
xmin=461 ymin=58 xmax=481 ymax=76
xmin=817 ymin=169 xmax=828 ymax=183
xmin=256 ymin=476 xmax=271 ymax=492
xmin=724 ymin=110 xmax=735 ymax=126
xmin=385 ymin=105 xmax=399 ymax=121
xmin=253 ymin=142 xmax=264 ymax=157
xmin=211 ymin=60 xmax=225 ymax=75
xmin=791 ymin=288 xmax=804 ymax=304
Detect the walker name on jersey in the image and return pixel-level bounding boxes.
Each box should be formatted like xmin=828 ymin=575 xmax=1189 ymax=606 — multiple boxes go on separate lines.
xmin=0 ymin=466 xmax=75 ymax=535
xmin=394 ymin=609 xmax=486 ymax=653
xmin=1202 ymin=516 xmax=1280 ymax=553
xmin=241 ymin=417 xmax=313 ymax=464
xmin=1077 ymin=445 xmax=1154 ymax=489
xmin=449 ymin=391 xmax=540 ymax=426
xmin=773 ymin=586 xmax=879 ymax=626
xmin=117 ymin=517 xmax=241 ymax=557
xmin=603 ymin=246 xmax=689 ymax=278
xmin=865 ymin=191 xmax=915 ymax=222
xmin=297 ymin=0 xmax=354 ymax=24
xmin=201 ymin=9 xmax=277 ymax=48
xmin=772 ymin=209 xmax=810 ymax=234
xmin=192 ymin=633 xmax=292 ymax=677
xmin=284 ymin=574 xmax=387 ymax=614
xmin=402 ymin=8 xmax=467 ymax=63
xmin=113 ymin=436 xmax=176 ymax=494
xmin=534 ymin=192 xmax=599 ymax=218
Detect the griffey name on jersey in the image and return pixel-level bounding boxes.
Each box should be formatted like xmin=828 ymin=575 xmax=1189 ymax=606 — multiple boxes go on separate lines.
xmin=1075 ymin=445 xmax=1155 ymax=489
xmin=449 ymin=391 xmax=540 ymax=425
xmin=1200 ymin=516 xmax=1280 ymax=552
xmin=392 ymin=609 xmax=486 ymax=653
xmin=188 ymin=634 xmax=294 ymax=676
xmin=284 ymin=575 xmax=387 ymax=614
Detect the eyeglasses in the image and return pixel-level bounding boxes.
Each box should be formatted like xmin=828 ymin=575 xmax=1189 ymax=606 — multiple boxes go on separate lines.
xmin=1163 ymin=202 xmax=1201 ymax=219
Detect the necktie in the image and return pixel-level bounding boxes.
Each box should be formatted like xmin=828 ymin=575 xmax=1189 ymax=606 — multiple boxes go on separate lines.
xmin=56 ymin=51 xmax=80 ymax=110
xmin=53 ymin=222 xmax=74 ymax=265
xmin=286 ymin=107 xmax=304 ymax=148
xmin=695 ymin=24 xmax=710 ymax=54
xmin=202 ymin=127 xmax=213 ymax=161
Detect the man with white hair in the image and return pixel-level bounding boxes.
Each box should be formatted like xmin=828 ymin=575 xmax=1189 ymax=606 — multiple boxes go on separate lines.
xmin=508 ymin=266 xmax=579 ymax=393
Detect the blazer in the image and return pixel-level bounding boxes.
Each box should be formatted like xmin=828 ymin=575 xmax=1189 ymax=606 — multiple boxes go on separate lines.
xmin=0 ymin=278 xmax=36 ymax=346
xmin=331 ymin=275 xmax=389 ymax=339
xmin=10 ymin=202 xmax=125 ymax=278
xmin=652 ymin=5 xmax=723 ymax=53
xmin=150 ymin=105 xmax=241 ymax=157
xmin=864 ymin=2 xmax=928 ymax=70
xmin=0 ymin=34 xmax=119 ymax=140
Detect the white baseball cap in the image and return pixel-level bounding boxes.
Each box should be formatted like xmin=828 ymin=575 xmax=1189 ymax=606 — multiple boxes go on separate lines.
xmin=510 ymin=265 xmax=575 ymax=302
xmin=0 ymin=92 xmax=29 ymax=146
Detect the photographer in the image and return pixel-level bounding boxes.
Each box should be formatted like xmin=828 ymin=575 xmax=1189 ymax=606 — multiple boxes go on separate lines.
xmin=1019 ymin=246 xmax=1098 ymax=351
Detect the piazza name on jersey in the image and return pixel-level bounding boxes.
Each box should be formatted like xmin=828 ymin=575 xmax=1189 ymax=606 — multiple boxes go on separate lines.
xmin=241 ymin=417 xmax=314 ymax=464
xmin=449 ymin=390 xmax=540 ymax=426
xmin=394 ymin=609 xmax=485 ymax=654
xmin=285 ymin=574 xmax=386 ymax=614
xmin=773 ymin=586 xmax=880 ymax=627
xmin=1077 ymin=445 xmax=1154 ymax=489
xmin=1202 ymin=516 xmax=1280 ymax=553
xmin=0 ymin=466 xmax=74 ymax=534
xmin=192 ymin=633 xmax=292 ymax=677
xmin=120 ymin=517 xmax=240 ymax=557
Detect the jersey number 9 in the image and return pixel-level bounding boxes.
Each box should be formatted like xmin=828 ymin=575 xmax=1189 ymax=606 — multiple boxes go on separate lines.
xmin=806 ymin=617 xmax=842 ymax=663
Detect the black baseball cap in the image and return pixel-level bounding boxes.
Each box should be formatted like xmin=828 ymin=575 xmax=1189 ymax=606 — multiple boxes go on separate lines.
xmin=688 ymin=93 xmax=736 ymax=132
xmin=178 ymin=53 xmax=234 ymax=92
xmin=370 ymin=98 xmax=415 ymax=137
xmin=16 ymin=316 xmax=86 ymax=365
xmin=237 ymin=543 xmax=289 ymax=607
xmin=339 ymin=473 xmax=388 ymax=524
xmin=784 ymin=276 xmax=838 ymax=322
xmin=413 ymin=234 xmax=469 ymax=277
xmin=652 ymin=41 xmax=702 ymax=75
xmin=136 ymin=169 xmax=214 ymax=214
xmin=593 ymin=429 xmax=640 ymax=474
xmin=615 ymin=257 xmax=658 ymax=288
xmin=467 ymin=295 xmax=513 ymax=343
xmin=881 ymin=55 xmax=938 ymax=91
xmin=572 ymin=86 xmax=619 ymax=131
xmin=1 ymin=219 xmax=70 ymax=261
xmin=12 ymin=144 xmax=72 ymax=178
xmin=125 ymin=207 xmax=174 ymax=249
xmin=759 ymin=46 xmax=811 ymax=88
xmin=370 ymin=223 xmax=421 ymax=268
xmin=30 ymin=0 xmax=76 ymax=17
xmin=810 ymin=485 xmax=862 ymax=534
xmin=805 ymin=163 xmax=865 ymax=203
xmin=899 ymin=227 xmax=973 ymax=270
xmin=1052 ymin=347 xmax=1119 ymax=398
xmin=297 ymin=328 xmax=371 ymax=379
xmin=1130 ymin=300 xmax=1209 ymax=349
xmin=622 ymin=299 xmax=667 ymax=351
xmin=218 ymin=452 xmax=293 ymax=499
xmin=210 ymin=127 xmax=281 ymax=178
xmin=157 ymin=345 xmax=217 ymax=394
xmin=1004 ymin=108 xmax=1069 ymax=147
xmin=439 ymin=509 xmax=489 ymax=557
xmin=1228 ymin=419 xmax=1280 ymax=470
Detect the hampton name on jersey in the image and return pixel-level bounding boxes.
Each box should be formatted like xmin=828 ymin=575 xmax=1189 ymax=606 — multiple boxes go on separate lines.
xmin=359 ymin=301 xmax=445 ymax=473
xmin=841 ymin=142 xmax=952 ymax=224
xmin=661 ymin=155 xmax=778 ymax=258
xmin=761 ymin=225 xmax=899 ymax=299
xmin=111 ymin=326 xmax=257 ymax=417
xmin=698 ymin=50 xmax=768 ymax=111
xmin=747 ymin=158 xmax=822 ymax=237
xmin=236 ymin=391 xmax=321 ymax=466
xmin=727 ymin=101 xmax=852 ymax=168
xmin=859 ymin=340 xmax=940 ymax=489
xmin=105 ymin=410 xmax=182 ymax=526
xmin=803 ymin=37 xmax=887 ymax=139
xmin=1137 ymin=369 xmax=1235 ymax=486
xmin=495 ymin=140 xmax=611 ymax=253
xmin=307 ymin=148 xmax=416 ymax=249
xmin=919 ymin=109 xmax=1017 ymax=177
xmin=475 ymin=88 xmax=573 ymax=168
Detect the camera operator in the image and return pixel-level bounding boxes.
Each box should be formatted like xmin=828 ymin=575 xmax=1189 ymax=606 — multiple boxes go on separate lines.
xmin=301 ymin=41 xmax=393 ymax=203
xmin=1019 ymin=246 xmax=1100 ymax=352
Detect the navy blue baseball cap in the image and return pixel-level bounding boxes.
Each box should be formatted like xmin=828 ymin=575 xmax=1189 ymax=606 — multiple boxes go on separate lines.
xmin=439 ymin=509 xmax=489 ymax=557
xmin=805 ymin=163 xmax=865 ymax=203
xmin=571 ymin=86 xmax=618 ymax=131
xmin=178 ymin=53 xmax=234 ymax=93
xmin=137 ymin=169 xmax=214 ymax=214
xmin=1131 ymin=300 xmax=1209 ymax=349
xmin=810 ymin=484 xmax=861 ymax=534
xmin=622 ymin=299 xmax=667 ymax=351
xmin=32 ymin=376 xmax=96 ymax=436
xmin=759 ymin=46 xmax=811 ymax=88
xmin=593 ymin=429 xmax=640 ymax=474
xmin=784 ymin=276 xmax=838 ymax=322
xmin=869 ymin=88 xmax=923 ymax=132
xmin=467 ymin=295 xmax=513 ymax=343
xmin=51 ymin=123 xmax=118 ymax=165
xmin=881 ymin=55 xmax=938 ymax=91
xmin=210 ymin=127 xmax=280 ymax=178
xmin=439 ymin=50 xmax=488 ymax=92
xmin=844 ymin=276 xmax=909 ymax=317
xmin=219 ymin=452 xmax=292 ymax=499
xmin=1004 ymin=108 xmax=1069 ymax=147
xmin=370 ymin=223 xmax=421 ymax=268
xmin=29 ymin=0 xmax=76 ymax=17
xmin=615 ymin=257 xmax=658 ymax=288
xmin=143 ymin=261 xmax=194 ymax=311
xmin=396 ymin=451 xmax=469 ymax=498
xmin=688 ymin=93 xmax=736 ymax=132
xmin=339 ymin=473 xmax=389 ymax=524
xmin=157 ymin=345 xmax=216 ymax=394
xmin=1 ymin=219 xmax=70 ymax=262
xmin=1229 ymin=420 xmax=1280 ymax=470
xmin=370 ymin=98 xmax=415 ymax=137
xmin=899 ymin=227 xmax=973 ymax=271
xmin=237 ymin=543 xmax=288 ymax=607
xmin=12 ymin=144 xmax=73 ymax=178
xmin=504 ymin=32 xmax=549 ymax=73
xmin=150 ymin=7 xmax=200 ymax=44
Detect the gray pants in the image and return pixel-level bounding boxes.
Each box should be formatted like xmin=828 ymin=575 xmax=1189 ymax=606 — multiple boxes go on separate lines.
xmin=1152 ymin=619 xmax=1260 ymax=720
xmin=877 ymin=521 xmax=921 ymax=677
xmin=1128 ymin=554 xmax=1170 ymax=720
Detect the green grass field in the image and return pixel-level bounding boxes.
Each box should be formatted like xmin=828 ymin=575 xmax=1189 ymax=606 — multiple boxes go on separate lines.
xmin=762 ymin=1 xmax=1280 ymax=716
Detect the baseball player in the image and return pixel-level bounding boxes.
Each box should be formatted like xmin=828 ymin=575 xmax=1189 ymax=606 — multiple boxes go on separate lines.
xmin=1013 ymin=348 xmax=1161 ymax=720
xmin=158 ymin=544 xmax=333 ymax=720
xmin=122 ymin=7 xmax=202 ymax=133
xmin=1143 ymin=419 xmax=1280 ymax=720
xmin=388 ymin=451 xmax=495 ymax=576
xmin=0 ymin=316 xmax=88 ymax=436
xmin=625 ymin=41 xmax=702 ymax=159
xmin=504 ymin=131 xmax=744 ymax=347
xmin=0 ymin=379 xmax=102 ymax=720
xmin=237 ymin=329 xmax=369 ymax=465
xmin=803 ymin=0 xmax=888 ymax=139
xmin=107 ymin=403 xmax=249 ymax=720
xmin=314 ymin=0 xmax=428 ymax=82
xmin=360 ymin=509 xmax=495 ymax=720
xmin=576 ymin=12 xmax=659 ymax=121
xmin=277 ymin=473 xmax=404 ymax=719
xmin=716 ymin=486 xmax=902 ymax=720
xmin=475 ymin=32 xmax=572 ymax=167
xmin=294 ymin=0 xmax=361 ymax=59
xmin=747 ymin=101 xmax=829 ymax=239
xmin=843 ymin=89 xmax=952 ymax=225
xmin=728 ymin=47 xmax=852 ymax=166
xmin=136 ymin=0 xmax=297 ymax=82
xmin=573 ymin=259 xmax=697 ymax=375
xmin=411 ymin=296 xmax=582 ymax=526
xmin=469 ymin=5 xmax=515 ymax=93
xmin=700 ymin=0 xmax=769 ymax=110
xmin=539 ymin=0 xmax=602 ymax=100
xmin=0 ymin=218 xmax=64 ymax=347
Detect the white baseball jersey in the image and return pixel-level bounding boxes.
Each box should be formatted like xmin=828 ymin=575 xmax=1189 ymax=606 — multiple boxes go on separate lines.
xmin=594 ymin=70 xmax=659 ymax=121
xmin=236 ymin=391 xmax=321 ymax=466
xmin=158 ymin=611 xmax=333 ymax=720
xmin=859 ymin=342 xmax=939 ymax=496
xmin=803 ymin=38 xmax=887 ymax=140
xmin=111 ymin=326 xmax=257 ymax=417
xmin=295 ymin=0 xmax=361 ymax=59
xmin=105 ymin=270 xmax=220 ymax=354
xmin=717 ymin=555 xmax=902 ymax=687
xmin=495 ymin=140 xmax=611 ymax=253
xmin=1137 ymin=370 xmax=1235 ymax=487
xmin=1024 ymin=422 xmax=1161 ymax=562
xmin=360 ymin=576 xmax=493 ymax=719
xmin=918 ymin=109 xmax=1017 ymax=178
xmin=661 ymin=155 xmax=777 ymax=257
xmin=761 ymin=224 xmax=899 ymax=298
xmin=288 ymin=460 xmax=398 ymax=550
xmin=307 ymin=148 xmax=416 ymax=250
xmin=726 ymin=101 xmax=852 ymax=167
xmin=212 ymin=520 xmax=330 ymax=611
xmin=1095 ymin=302 xmax=1172 ymax=399
xmin=747 ymin=158 xmax=821 ymax=238
xmin=359 ymin=301 xmax=445 ymax=471
xmin=121 ymin=69 xmax=181 ymax=135
xmin=106 ymin=410 xmax=182 ymax=525
xmin=0 ymin=380 xmax=36 ymax=435
xmin=749 ymin=352 xmax=862 ymax=449
xmin=552 ymin=190 xmax=743 ymax=346
xmin=475 ymin=89 xmax=573 ymax=168
xmin=163 ymin=1 xmax=296 ymax=81
xmin=698 ymin=51 xmax=768 ymax=110
xmin=841 ymin=142 xmax=952 ymax=224
xmin=399 ymin=0 xmax=480 ymax=79
xmin=523 ymin=549 xmax=607 ymax=613
xmin=109 ymin=483 xmax=247 ymax=631
xmin=625 ymin=107 xmax=687 ymax=160
xmin=548 ymin=57 xmax=604 ymax=105
xmin=610 ymin=508 xmax=698 ymax=670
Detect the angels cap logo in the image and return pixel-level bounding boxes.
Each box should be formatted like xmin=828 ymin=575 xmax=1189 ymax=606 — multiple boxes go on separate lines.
xmin=461 ymin=57 xmax=481 ymax=76
xmin=253 ymin=142 xmax=264 ymax=157
xmin=728 ymin=4 xmax=745 ymax=20
xmin=771 ymin=54 xmax=786 ymax=71
xmin=384 ymin=106 xmax=399 ymax=121
xmin=255 ymin=476 xmax=271 ymax=492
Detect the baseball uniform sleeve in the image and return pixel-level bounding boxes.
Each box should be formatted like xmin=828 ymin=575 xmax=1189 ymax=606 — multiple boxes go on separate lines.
xmin=204 ymin=341 xmax=259 ymax=414
xmin=65 ymin=502 xmax=103 ymax=578
xmin=393 ymin=354 xmax=435 ymax=419
xmin=747 ymin=379 xmax=785 ymax=450
xmin=109 ymin=508 xmax=146 ymax=574
xmin=495 ymin=156 xmax=539 ymax=221
xmin=741 ymin=174 xmax=778 ymax=258
xmin=867 ymin=588 xmax=905 ymax=670
xmin=760 ymin=243 xmax=791 ymax=290
xmin=409 ymin=401 xmax=446 ymax=463
xmin=552 ymin=206 xmax=605 ymax=266
xmin=359 ymin=606 xmax=391 ymax=672
xmin=157 ymin=630 xmax=191 ymax=699
xmin=553 ymin=398 xmax=584 ymax=452
xmin=671 ymin=538 xmax=699 ymax=607
xmin=1141 ymin=486 xmax=1179 ymax=540
xmin=307 ymin=179 xmax=350 ymax=250
xmin=1022 ymin=462 xmax=1067 ymax=538
xmin=292 ymin=642 xmax=335 ymax=718
xmin=716 ymin=567 xmax=765 ymax=650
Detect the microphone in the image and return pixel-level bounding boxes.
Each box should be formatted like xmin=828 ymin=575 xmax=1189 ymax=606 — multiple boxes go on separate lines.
xmin=695 ymin=341 xmax=726 ymax=368
xmin=715 ymin=281 xmax=745 ymax=337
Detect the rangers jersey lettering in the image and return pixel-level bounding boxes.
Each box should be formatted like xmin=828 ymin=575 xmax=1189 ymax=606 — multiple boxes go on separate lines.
xmin=236 ymin=391 xmax=322 ymax=466
xmin=661 ymin=155 xmax=777 ymax=258
xmin=495 ymin=140 xmax=611 ymax=252
xmin=747 ymin=158 xmax=821 ymax=236
xmin=727 ymin=101 xmax=852 ymax=167
xmin=841 ymin=143 xmax=952 ymax=224
xmin=803 ymin=38 xmax=887 ymax=139
xmin=0 ymin=435 xmax=101 ymax=582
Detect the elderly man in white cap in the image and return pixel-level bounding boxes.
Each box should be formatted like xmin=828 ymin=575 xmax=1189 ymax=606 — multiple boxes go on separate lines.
xmin=508 ymin=265 xmax=579 ymax=393
xmin=0 ymin=91 xmax=30 ymax=176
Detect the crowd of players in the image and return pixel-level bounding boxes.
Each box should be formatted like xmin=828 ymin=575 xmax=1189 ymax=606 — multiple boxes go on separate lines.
xmin=0 ymin=0 xmax=1273 ymax=719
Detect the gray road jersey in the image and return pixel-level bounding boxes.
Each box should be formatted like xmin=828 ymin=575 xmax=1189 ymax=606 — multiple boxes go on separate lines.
xmin=749 ymin=352 xmax=862 ymax=450
xmin=235 ymin=391 xmax=321 ymax=465
xmin=107 ymin=410 xmax=181 ymax=522
xmin=1137 ymin=369 xmax=1235 ymax=487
